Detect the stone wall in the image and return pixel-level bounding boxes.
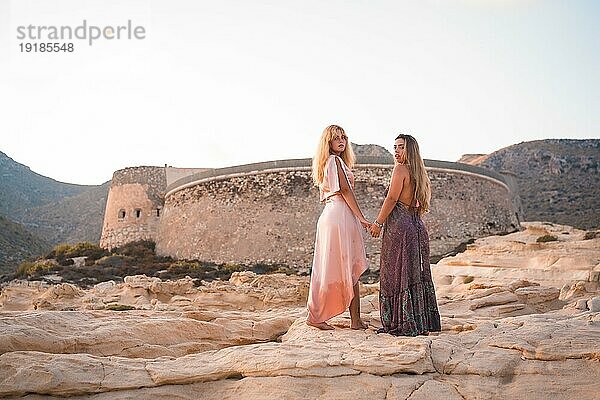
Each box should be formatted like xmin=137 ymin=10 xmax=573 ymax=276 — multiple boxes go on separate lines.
xmin=166 ymin=167 xmax=210 ymax=187
xmin=155 ymin=162 xmax=519 ymax=269
xmin=99 ymin=167 xmax=166 ymax=250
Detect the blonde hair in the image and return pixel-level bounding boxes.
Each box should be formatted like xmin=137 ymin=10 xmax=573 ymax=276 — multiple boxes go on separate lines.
xmin=312 ymin=125 xmax=356 ymax=186
xmin=396 ymin=134 xmax=431 ymax=215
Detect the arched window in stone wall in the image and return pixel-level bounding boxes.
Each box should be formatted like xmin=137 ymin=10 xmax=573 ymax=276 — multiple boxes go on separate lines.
xmin=156 ymin=208 xmax=161 ymax=217
xmin=135 ymin=209 xmax=142 ymax=218
xmin=118 ymin=209 xmax=126 ymax=219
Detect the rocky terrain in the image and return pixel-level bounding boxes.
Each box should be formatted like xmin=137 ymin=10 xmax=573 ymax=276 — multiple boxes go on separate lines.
xmin=459 ymin=139 xmax=599 ymax=230
xmin=1 ymin=222 xmax=599 ymax=399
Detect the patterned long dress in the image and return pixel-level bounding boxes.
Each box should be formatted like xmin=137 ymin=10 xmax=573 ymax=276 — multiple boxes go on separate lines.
xmin=378 ymin=202 xmax=441 ymax=336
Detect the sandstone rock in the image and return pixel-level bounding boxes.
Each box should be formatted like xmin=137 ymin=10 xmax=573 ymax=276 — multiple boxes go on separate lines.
xmin=149 ymin=277 xmax=195 ymax=295
xmin=0 ymin=310 xmax=298 ymax=359
xmin=469 ymin=291 xmax=519 ymax=310
xmin=42 ymin=283 xmax=84 ymax=299
xmin=0 ymin=351 xmax=153 ymax=397
xmin=588 ymin=296 xmax=600 ymax=312
xmin=360 ymin=294 xmax=379 ymax=314
xmin=94 ymin=280 xmax=116 ymax=293
xmin=146 ymin=320 xmax=436 ymax=385
xmin=508 ymin=279 xmax=540 ymax=291
xmin=407 ymin=380 xmax=464 ymax=400
xmin=559 ymin=281 xmax=589 ymax=300
xmin=437 ymin=222 xmax=600 ymax=287
xmin=575 ymin=299 xmax=589 ymax=310
xmin=483 ymin=303 xmax=527 ymax=317
xmin=1 ymin=224 xmax=599 ymax=399
xmin=124 ymin=274 xmax=160 ymax=289
xmin=514 ymin=285 xmax=559 ymax=300
xmin=229 ymin=270 xmax=258 ymax=285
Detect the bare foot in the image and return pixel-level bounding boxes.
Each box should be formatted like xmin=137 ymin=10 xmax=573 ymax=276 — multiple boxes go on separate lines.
xmin=351 ymin=319 xmax=368 ymax=330
xmin=306 ymin=320 xmax=335 ymax=330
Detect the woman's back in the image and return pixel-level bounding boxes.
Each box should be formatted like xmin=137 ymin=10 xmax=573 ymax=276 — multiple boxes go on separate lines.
xmin=396 ymin=165 xmax=416 ymax=208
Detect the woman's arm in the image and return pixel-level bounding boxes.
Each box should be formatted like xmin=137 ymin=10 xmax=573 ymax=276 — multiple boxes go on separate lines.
xmin=335 ymin=157 xmax=370 ymax=228
xmin=370 ymin=165 xmax=407 ymax=237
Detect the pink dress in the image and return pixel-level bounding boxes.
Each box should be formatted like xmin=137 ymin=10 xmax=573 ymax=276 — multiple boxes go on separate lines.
xmin=307 ymin=155 xmax=369 ymax=323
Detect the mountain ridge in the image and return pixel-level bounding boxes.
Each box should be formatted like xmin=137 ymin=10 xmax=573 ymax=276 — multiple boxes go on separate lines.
xmin=458 ymin=139 xmax=599 ymax=229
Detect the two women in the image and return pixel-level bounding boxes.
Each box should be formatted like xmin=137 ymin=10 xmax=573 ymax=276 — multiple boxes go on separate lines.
xmin=306 ymin=127 xmax=441 ymax=336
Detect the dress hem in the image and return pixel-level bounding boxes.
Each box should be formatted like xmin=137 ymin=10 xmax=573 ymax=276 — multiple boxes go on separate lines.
xmin=378 ymin=281 xmax=441 ymax=337
xmin=307 ymin=262 xmax=369 ymax=324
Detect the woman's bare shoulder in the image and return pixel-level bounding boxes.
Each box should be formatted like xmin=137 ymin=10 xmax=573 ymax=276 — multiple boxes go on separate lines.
xmin=332 ymin=155 xmax=348 ymax=168
xmin=392 ymin=164 xmax=410 ymax=177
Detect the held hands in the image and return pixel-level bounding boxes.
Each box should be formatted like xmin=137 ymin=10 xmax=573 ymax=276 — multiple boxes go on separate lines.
xmin=359 ymin=217 xmax=382 ymax=238
xmin=359 ymin=218 xmax=371 ymax=231
xmin=369 ymin=221 xmax=382 ymax=238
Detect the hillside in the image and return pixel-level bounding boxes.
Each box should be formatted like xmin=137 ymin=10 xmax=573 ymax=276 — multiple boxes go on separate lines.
xmin=19 ymin=181 xmax=110 ymax=245
xmin=0 ymin=215 xmax=50 ymax=276
xmin=459 ymin=139 xmax=599 ymax=229
xmin=0 ymin=151 xmax=110 ymax=272
xmin=0 ymin=151 xmax=90 ymax=218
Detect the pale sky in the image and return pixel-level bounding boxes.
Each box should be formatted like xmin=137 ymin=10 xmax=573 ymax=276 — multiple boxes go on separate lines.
xmin=1 ymin=0 xmax=598 ymax=185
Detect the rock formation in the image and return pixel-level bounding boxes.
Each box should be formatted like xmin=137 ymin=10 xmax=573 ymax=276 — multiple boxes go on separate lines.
xmin=1 ymin=222 xmax=599 ymax=399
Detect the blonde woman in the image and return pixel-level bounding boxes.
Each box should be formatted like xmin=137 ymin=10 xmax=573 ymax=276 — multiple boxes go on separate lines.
xmin=370 ymin=134 xmax=441 ymax=336
xmin=306 ymin=125 xmax=370 ymax=330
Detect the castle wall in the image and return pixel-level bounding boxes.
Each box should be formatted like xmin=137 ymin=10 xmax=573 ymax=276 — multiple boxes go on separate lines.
xmin=155 ymin=162 xmax=519 ymax=268
xmin=99 ymin=167 xmax=166 ymax=250
xmin=166 ymin=167 xmax=211 ymax=187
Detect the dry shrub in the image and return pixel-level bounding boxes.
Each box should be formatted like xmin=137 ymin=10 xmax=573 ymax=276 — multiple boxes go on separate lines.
xmin=536 ymin=234 xmax=558 ymax=243
xmin=16 ymin=259 xmax=58 ymax=277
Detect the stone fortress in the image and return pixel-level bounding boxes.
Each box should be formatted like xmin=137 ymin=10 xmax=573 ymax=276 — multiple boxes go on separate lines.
xmin=100 ymin=156 xmax=522 ymax=269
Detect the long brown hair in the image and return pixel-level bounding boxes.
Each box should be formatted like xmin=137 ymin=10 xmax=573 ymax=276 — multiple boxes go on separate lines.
xmin=312 ymin=125 xmax=356 ymax=186
xmin=397 ymin=134 xmax=431 ymax=215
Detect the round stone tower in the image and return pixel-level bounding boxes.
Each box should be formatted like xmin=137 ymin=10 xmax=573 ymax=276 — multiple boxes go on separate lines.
xmin=99 ymin=166 xmax=166 ymax=250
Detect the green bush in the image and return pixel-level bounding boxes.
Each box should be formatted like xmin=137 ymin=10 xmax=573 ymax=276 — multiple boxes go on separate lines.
xmin=220 ymin=263 xmax=246 ymax=274
xmin=95 ymin=255 xmax=130 ymax=267
xmin=47 ymin=243 xmax=71 ymax=259
xmin=168 ymin=260 xmax=202 ymax=271
xmin=271 ymin=266 xmax=298 ymax=275
xmin=114 ymin=240 xmax=156 ymax=262
xmin=68 ymin=242 xmax=109 ymax=260
xmin=46 ymin=242 xmax=108 ymax=262
xmin=463 ymin=276 xmax=475 ymax=284
xmin=105 ymin=303 xmax=136 ymax=311
xmin=16 ymin=259 xmax=58 ymax=277
xmin=583 ymin=231 xmax=599 ymax=240
xmin=536 ymin=234 xmax=558 ymax=243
